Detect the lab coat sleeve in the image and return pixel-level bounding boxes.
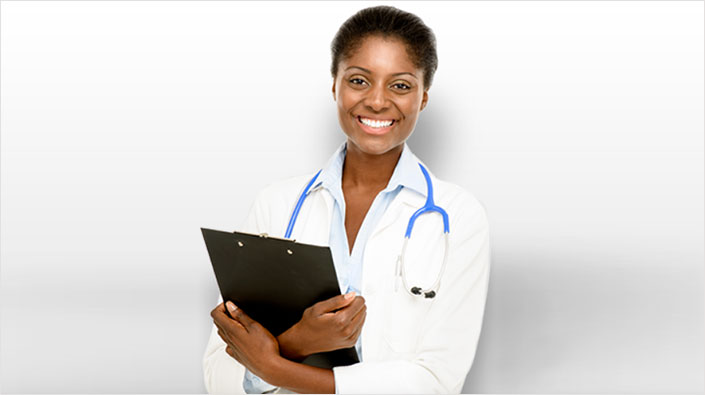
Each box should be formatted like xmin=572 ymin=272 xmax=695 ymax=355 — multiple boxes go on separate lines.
xmin=332 ymin=196 xmax=491 ymax=394
xmin=202 ymin=189 xmax=282 ymax=394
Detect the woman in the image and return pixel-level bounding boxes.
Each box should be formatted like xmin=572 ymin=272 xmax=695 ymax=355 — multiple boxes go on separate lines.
xmin=203 ymin=5 xmax=490 ymax=394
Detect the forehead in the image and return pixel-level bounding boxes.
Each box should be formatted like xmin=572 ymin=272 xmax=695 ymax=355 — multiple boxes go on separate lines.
xmin=341 ymin=35 xmax=420 ymax=75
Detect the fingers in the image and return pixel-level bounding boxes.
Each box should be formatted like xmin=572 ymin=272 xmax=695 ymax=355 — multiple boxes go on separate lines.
xmin=210 ymin=302 xmax=227 ymax=321
xmin=345 ymin=310 xmax=366 ymax=342
xmin=214 ymin=313 xmax=236 ymax=346
xmin=211 ymin=302 xmax=246 ymax=334
xmin=314 ymin=291 xmax=357 ymax=315
xmin=347 ymin=302 xmax=367 ymax=330
xmin=227 ymin=301 xmax=255 ymax=333
xmin=211 ymin=303 xmax=232 ymax=328
xmin=215 ymin=320 xmax=231 ymax=341
xmin=332 ymin=295 xmax=366 ymax=322
xmin=341 ymin=302 xmax=366 ymax=340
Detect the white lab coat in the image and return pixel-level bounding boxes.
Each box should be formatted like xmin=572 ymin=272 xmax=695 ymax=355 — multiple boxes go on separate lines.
xmin=203 ymin=161 xmax=491 ymax=394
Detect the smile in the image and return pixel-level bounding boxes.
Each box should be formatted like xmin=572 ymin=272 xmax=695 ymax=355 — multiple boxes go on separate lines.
xmin=358 ymin=116 xmax=395 ymax=128
xmin=356 ymin=115 xmax=396 ymax=136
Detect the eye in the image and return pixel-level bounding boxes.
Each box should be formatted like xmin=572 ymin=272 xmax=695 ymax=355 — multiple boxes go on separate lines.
xmin=349 ymin=78 xmax=367 ymax=86
xmin=392 ymin=82 xmax=411 ymax=90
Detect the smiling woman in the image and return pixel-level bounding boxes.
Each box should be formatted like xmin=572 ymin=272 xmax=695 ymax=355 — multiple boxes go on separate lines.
xmin=203 ymin=5 xmax=490 ymax=394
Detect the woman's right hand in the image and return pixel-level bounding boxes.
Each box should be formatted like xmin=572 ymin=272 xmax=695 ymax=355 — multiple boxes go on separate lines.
xmin=276 ymin=291 xmax=366 ymax=361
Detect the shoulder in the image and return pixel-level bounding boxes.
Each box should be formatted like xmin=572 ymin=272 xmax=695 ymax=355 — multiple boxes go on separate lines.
xmin=252 ymin=173 xmax=314 ymax=207
xmin=245 ymin=172 xmax=319 ymax=236
xmin=429 ymin=174 xmax=489 ymax=234
xmin=405 ymin=146 xmax=487 ymax=227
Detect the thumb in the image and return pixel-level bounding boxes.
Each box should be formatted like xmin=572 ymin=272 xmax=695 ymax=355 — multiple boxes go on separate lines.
xmin=226 ymin=301 xmax=255 ymax=331
xmin=316 ymin=291 xmax=356 ymax=314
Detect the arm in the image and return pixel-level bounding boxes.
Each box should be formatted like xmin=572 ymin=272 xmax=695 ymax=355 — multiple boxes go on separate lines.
xmin=212 ymin=301 xmax=338 ymax=394
xmin=202 ymin=294 xmax=289 ymax=394
xmin=205 ymin=293 xmax=277 ymax=394
xmin=230 ymin=291 xmax=365 ymax=394
xmin=332 ymin=197 xmax=491 ymax=394
xmin=262 ymin=358 xmax=335 ymax=394
xmin=204 ymin=185 xmax=367 ymax=393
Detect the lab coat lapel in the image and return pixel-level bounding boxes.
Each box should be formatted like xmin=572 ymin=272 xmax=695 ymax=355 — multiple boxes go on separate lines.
xmin=369 ymin=187 xmax=426 ymax=241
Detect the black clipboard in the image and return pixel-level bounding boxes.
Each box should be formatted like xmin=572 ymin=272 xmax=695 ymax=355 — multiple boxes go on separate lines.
xmin=201 ymin=227 xmax=360 ymax=369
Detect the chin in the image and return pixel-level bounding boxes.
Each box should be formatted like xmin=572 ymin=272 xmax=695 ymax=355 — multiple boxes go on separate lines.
xmin=348 ymin=135 xmax=404 ymax=156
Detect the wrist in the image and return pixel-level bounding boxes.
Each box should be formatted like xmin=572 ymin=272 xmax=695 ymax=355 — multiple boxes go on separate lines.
xmin=277 ymin=324 xmax=308 ymax=361
xmin=259 ymin=354 xmax=289 ymax=388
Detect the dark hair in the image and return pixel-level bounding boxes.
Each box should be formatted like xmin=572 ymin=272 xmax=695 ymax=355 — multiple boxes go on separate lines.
xmin=330 ymin=5 xmax=438 ymax=90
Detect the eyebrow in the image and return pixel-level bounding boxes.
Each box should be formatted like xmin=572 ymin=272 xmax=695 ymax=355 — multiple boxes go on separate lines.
xmin=345 ymin=66 xmax=418 ymax=80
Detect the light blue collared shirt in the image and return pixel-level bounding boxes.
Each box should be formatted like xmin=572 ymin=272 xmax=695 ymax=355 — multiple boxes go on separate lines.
xmin=243 ymin=141 xmax=427 ymax=393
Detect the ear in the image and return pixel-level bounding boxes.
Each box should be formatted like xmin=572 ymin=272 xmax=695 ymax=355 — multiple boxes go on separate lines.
xmin=419 ymin=90 xmax=429 ymax=111
xmin=331 ymin=80 xmax=337 ymax=101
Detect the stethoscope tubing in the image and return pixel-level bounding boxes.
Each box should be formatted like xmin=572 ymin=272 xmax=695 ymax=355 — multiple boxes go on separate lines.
xmin=284 ymin=169 xmax=322 ymax=239
xmin=286 ymin=162 xmax=449 ymax=298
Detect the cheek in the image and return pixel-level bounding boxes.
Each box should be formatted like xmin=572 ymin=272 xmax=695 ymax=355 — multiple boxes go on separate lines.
xmin=401 ymin=98 xmax=423 ymax=119
xmin=338 ymin=93 xmax=359 ymax=114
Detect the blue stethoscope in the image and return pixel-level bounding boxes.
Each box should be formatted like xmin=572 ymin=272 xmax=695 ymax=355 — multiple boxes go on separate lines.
xmin=284 ymin=162 xmax=449 ymax=299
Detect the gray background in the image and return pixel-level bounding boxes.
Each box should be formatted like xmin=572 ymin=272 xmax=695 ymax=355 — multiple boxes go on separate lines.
xmin=1 ymin=1 xmax=703 ymax=393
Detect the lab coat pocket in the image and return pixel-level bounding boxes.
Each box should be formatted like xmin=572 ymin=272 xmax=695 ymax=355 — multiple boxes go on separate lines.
xmin=381 ymin=285 xmax=433 ymax=355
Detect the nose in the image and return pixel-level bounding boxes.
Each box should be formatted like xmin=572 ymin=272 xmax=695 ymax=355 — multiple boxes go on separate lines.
xmin=363 ymin=82 xmax=389 ymax=112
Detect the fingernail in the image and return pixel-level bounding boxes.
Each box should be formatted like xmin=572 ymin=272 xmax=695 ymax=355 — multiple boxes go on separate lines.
xmin=226 ymin=302 xmax=237 ymax=312
xmin=344 ymin=291 xmax=355 ymax=300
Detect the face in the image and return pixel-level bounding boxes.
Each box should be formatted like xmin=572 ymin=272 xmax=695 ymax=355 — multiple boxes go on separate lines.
xmin=332 ymin=35 xmax=429 ymax=156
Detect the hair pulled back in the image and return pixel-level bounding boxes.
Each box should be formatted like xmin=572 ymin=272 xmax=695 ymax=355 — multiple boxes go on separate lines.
xmin=330 ymin=5 xmax=438 ymax=90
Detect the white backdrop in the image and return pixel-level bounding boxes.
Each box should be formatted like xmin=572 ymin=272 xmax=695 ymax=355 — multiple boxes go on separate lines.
xmin=1 ymin=1 xmax=703 ymax=393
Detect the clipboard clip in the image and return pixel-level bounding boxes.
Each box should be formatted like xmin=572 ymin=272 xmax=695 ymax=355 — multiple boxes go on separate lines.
xmin=231 ymin=231 xmax=296 ymax=244
xmin=259 ymin=232 xmax=296 ymax=255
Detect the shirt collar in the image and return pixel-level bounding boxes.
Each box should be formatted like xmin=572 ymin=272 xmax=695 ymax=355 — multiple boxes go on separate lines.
xmin=311 ymin=141 xmax=428 ymax=198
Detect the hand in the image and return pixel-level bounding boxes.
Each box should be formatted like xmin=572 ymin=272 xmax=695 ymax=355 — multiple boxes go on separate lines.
xmin=211 ymin=301 xmax=281 ymax=379
xmin=278 ymin=291 xmax=367 ymax=361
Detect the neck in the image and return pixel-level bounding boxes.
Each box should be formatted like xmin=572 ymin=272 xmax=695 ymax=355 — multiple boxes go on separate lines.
xmin=342 ymin=140 xmax=404 ymax=191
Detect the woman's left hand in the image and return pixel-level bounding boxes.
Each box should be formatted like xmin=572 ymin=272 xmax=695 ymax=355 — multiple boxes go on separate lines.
xmin=210 ymin=301 xmax=281 ymax=379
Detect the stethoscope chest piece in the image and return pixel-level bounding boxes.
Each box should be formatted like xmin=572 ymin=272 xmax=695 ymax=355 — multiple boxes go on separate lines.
xmin=395 ymin=230 xmax=450 ymax=299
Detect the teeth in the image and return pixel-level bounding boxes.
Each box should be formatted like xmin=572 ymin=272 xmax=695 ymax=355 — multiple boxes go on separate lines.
xmin=360 ymin=117 xmax=393 ymax=128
